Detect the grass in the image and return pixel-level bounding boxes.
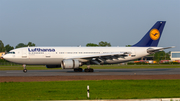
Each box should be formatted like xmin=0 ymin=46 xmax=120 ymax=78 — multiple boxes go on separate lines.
xmin=0 ymin=65 xmax=50 ymax=70
xmin=0 ymin=64 xmax=180 ymax=70
xmin=0 ymin=80 xmax=180 ymax=101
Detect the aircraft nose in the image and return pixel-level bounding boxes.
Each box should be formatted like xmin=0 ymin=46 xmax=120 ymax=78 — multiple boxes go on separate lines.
xmin=0 ymin=55 xmax=3 ymax=59
xmin=2 ymin=54 xmax=7 ymax=59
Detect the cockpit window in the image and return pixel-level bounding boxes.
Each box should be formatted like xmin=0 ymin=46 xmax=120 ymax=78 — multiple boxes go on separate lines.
xmin=8 ymin=52 xmax=15 ymax=54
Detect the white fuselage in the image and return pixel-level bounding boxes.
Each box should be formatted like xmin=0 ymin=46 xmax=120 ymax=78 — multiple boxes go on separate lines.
xmin=2 ymin=46 xmax=160 ymax=65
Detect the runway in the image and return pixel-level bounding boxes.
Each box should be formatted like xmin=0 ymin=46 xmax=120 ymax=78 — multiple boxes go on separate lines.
xmin=1 ymin=68 xmax=180 ymax=82
xmin=1 ymin=68 xmax=180 ymax=76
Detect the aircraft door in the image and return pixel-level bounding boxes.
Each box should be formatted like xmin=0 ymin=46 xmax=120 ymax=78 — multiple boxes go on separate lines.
xmin=22 ymin=49 xmax=28 ymax=58
xmin=45 ymin=52 xmax=51 ymax=58
xmin=131 ymin=49 xmax=136 ymax=57
xmin=100 ymin=50 xmax=103 ymax=54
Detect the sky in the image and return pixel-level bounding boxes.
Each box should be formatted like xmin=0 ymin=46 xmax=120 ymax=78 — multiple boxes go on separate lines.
xmin=0 ymin=0 xmax=180 ymax=52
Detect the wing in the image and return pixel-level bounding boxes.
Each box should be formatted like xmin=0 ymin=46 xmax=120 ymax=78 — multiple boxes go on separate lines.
xmin=65 ymin=52 xmax=132 ymax=64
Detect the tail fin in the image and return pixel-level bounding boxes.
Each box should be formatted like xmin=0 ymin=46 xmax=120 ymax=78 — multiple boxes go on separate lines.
xmin=132 ymin=21 xmax=166 ymax=47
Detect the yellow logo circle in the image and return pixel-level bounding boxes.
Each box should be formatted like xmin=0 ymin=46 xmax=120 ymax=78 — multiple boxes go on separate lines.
xmin=149 ymin=29 xmax=160 ymax=40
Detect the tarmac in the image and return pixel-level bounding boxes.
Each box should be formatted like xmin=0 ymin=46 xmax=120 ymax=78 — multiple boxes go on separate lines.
xmin=1 ymin=68 xmax=180 ymax=76
xmin=1 ymin=68 xmax=180 ymax=82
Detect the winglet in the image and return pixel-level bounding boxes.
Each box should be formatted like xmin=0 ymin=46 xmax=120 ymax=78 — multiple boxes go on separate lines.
xmin=132 ymin=21 xmax=166 ymax=47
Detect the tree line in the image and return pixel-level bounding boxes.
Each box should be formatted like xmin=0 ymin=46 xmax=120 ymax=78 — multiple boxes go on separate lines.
xmin=0 ymin=40 xmax=35 ymax=52
xmin=86 ymin=41 xmax=111 ymax=47
xmin=0 ymin=40 xmax=111 ymax=52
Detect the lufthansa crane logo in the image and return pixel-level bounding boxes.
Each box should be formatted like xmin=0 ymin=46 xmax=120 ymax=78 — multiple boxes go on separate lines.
xmin=149 ymin=29 xmax=160 ymax=40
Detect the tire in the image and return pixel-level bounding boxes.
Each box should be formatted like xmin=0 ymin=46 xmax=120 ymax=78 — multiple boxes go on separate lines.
xmin=78 ymin=68 xmax=83 ymax=72
xmin=23 ymin=69 xmax=27 ymax=73
xmin=89 ymin=68 xmax=94 ymax=72
xmin=74 ymin=68 xmax=83 ymax=72
xmin=84 ymin=68 xmax=89 ymax=72
xmin=74 ymin=69 xmax=78 ymax=72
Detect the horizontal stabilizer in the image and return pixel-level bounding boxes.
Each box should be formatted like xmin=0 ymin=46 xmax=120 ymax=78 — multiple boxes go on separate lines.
xmin=147 ymin=46 xmax=175 ymax=53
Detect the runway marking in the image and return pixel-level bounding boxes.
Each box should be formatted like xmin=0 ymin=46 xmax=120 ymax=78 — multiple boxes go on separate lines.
xmin=6 ymin=72 xmax=23 ymax=73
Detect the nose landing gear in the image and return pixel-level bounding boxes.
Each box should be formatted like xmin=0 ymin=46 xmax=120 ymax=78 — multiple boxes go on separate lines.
xmin=23 ymin=64 xmax=27 ymax=73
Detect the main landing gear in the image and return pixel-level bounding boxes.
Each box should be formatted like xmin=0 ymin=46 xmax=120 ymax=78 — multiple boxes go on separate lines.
xmin=84 ymin=65 xmax=94 ymax=72
xmin=84 ymin=68 xmax=94 ymax=72
xmin=73 ymin=65 xmax=94 ymax=72
xmin=74 ymin=68 xmax=83 ymax=72
xmin=23 ymin=64 xmax=27 ymax=73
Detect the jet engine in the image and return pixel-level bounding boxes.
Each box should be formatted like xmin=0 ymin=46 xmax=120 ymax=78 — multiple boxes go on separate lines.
xmin=61 ymin=59 xmax=82 ymax=69
xmin=46 ymin=65 xmax=61 ymax=68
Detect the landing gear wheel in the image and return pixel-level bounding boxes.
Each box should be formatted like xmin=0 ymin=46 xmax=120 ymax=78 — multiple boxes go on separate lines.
xmin=89 ymin=68 xmax=94 ymax=72
xmin=84 ymin=68 xmax=94 ymax=72
xmin=78 ymin=68 xmax=83 ymax=72
xmin=23 ymin=69 xmax=27 ymax=73
xmin=74 ymin=68 xmax=83 ymax=72
xmin=84 ymin=68 xmax=89 ymax=72
xmin=74 ymin=69 xmax=78 ymax=72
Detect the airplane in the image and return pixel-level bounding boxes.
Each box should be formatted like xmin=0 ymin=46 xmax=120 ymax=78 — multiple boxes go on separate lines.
xmin=2 ymin=21 xmax=174 ymax=73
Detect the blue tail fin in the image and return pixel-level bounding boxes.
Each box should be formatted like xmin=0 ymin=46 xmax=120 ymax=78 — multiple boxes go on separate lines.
xmin=132 ymin=21 xmax=166 ymax=47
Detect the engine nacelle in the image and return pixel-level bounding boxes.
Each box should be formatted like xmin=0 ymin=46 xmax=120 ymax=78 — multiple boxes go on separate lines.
xmin=61 ymin=59 xmax=82 ymax=69
xmin=46 ymin=65 xmax=61 ymax=68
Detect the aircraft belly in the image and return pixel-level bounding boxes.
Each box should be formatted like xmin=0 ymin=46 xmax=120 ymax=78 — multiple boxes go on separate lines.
xmin=8 ymin=58 xmax=63 ymax=65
